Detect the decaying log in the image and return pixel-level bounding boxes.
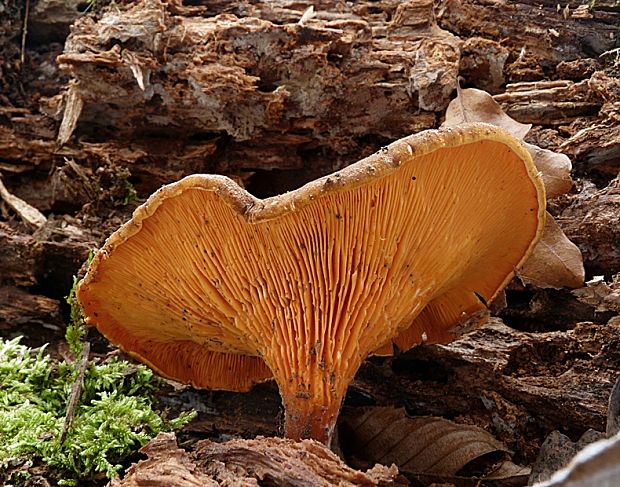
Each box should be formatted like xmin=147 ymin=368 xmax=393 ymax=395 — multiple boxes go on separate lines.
xmin=108 ymin=432 xmax=219 ymax=487
xmin=0 ymin=224 xmax=41 ymax=287
xmin=493 ymin=80 xmax=600 ymax=126
xmin=0 ymin=0 xmax=616 ymax=204
xmin=28 ymin=0 xmax=84 ymax=45
xmin=0 ymin=286 xmax=62 ymax=334
xmin=438 ymin=0 xmax=618 ymax=81
xmin=110 ymin=432 xmax=402 ymax=486
xmin=560 ymin=177 xmax=620 ymax=276
xmin=494 ymin=73 xmax=620 ymax=179
xmin=53 ymin=0 xmax=455 ymax=174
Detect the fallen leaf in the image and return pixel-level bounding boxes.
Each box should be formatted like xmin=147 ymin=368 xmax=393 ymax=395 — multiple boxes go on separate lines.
xmin=519 ymin=213 xmax=585 ymax=289
xmin=444 ymin=87 xmax=531 ymax=139
xmin=524 ymin=142 xmax=573 ymax=198
xmin=339 ymin=407 xmax=522 ymax=482
xmin=484 ymin=460 xmax=530 ymax=480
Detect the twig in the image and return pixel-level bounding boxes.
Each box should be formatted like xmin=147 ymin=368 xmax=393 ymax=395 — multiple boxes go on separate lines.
xmin=20 ymin=0 xmax=30 ymax=67
xmin=60 ymin=342 xmax=91 ymax=444
xmin=0 ymin=175 xmax=47 ymax=227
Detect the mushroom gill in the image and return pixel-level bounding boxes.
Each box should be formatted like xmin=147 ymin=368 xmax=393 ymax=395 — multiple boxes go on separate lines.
xmin=77 ymin=123 xmax=546 ymax=445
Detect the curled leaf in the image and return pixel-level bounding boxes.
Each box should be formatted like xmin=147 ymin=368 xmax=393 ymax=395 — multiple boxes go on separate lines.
xmin=519 ymin=213 xmax=585 ymax=289
xmin=339 ymin=407 xmax=510 ymax=477
xmin=524 ymin=142 xmax=573 ymax=199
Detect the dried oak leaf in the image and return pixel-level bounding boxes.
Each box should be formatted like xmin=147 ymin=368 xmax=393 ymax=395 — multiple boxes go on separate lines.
xmin=444 ymin=87 xmax=531 ymax=139
xmin=519 ymin=214 xmax=585 ymax=289
xmin=339 ymin=407 xmax=528 ymax=485
xmin=443 ymin=87 xmax=584 ymax=289
xmin=524 ymin=143 xmax=572 ymax=199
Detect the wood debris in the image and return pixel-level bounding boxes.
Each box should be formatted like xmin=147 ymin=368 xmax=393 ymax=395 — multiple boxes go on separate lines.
xmin=0 ymin=177 xmax=46 ymax=228
xmin=110 ymin=432 xmax=403 ymax=486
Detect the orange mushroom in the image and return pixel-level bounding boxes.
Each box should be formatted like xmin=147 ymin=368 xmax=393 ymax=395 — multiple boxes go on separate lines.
xmin=77 ymin=123 xmax=545 ymax=445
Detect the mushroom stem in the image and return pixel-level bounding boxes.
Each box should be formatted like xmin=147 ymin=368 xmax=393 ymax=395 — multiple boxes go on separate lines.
xmin=282 ymin=392 xmax=343 ymax=446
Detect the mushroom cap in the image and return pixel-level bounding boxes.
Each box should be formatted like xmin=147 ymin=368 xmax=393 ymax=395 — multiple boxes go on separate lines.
xmin=77 ymin=123 xmax=545 ymax=398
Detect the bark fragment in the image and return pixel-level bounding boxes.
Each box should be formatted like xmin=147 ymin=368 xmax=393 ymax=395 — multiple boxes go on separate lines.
xmin=560 ymin=178 xmax=620 ymax=276
xmin=110 ymin=432 xmax=402 ymax=486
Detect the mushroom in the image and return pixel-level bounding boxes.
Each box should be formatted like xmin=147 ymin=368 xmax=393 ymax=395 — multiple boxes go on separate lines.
xmin=77 ymin=123 xmax=545 ymax=445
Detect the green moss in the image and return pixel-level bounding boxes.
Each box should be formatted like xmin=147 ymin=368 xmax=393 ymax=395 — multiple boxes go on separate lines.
xmin=0 ymin=338 xmax=196 ymax=483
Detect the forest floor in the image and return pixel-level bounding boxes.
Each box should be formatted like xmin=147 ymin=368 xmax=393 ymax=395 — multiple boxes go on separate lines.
xmin=1 ymin=0 xmax=619 ymax=485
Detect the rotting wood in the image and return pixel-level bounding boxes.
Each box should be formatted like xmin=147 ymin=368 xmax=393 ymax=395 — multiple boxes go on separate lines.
xmin=0 ymin=0 xmax=619 ymax=483
xmin=352 ymin=317 xmax=620 ymax=465
xmin=495 ymin=73 xmax=620 ymax=179
xmin=437 ymin=0 xmax=618 ymax=81
xmin=0 ymin=176 xmax=46 ymax=228
xmin=0 ymin=224 xmax=41 ymax=287
xmin=493 ymin=80 xmax=600 ymax=126
xmin=0 ymin=286 xmax=62 ymax=333
xmin=110 ymin=432 xmax=403 ymax=486
xmin=53 ymin=0 xmax=457 ymax=152
xmin=559 ymin=177 xmax=620 ymax=276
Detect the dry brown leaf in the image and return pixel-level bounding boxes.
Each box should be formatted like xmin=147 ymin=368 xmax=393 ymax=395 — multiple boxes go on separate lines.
xmin=339 ymin=407 xmax=509 ymax=477
xmin=444 ymin=87 xmax=531 ymax=140
xmin=524 ymin=142 xmax=573 ymax=198
xmin=484 ymin=460 xmax=530 ymax=480
xmin=519 ymin=213 xmax=585 ymax=289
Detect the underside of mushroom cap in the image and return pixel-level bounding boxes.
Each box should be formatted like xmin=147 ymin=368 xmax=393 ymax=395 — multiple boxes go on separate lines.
xmin=78 ymin=123 xmax=545 ymax=442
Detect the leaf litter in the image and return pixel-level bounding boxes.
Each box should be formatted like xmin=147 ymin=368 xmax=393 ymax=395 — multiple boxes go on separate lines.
xmin=339 ymin=407 xmax=530 ymax=486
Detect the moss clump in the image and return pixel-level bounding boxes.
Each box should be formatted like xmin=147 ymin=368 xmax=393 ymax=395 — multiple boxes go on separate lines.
xmin=0 ymin=337 xmax=196 ymax=484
